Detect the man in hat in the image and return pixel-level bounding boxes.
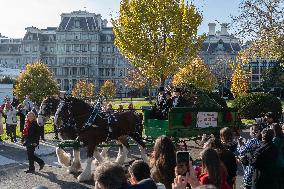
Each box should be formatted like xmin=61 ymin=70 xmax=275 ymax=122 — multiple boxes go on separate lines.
xmin=161 ymin=91 xmax=172 ymax=119
xmin=172 ymin=87 xmax=186 ymax=107
xmin=156 ymin=87 xmax=166 ymax=111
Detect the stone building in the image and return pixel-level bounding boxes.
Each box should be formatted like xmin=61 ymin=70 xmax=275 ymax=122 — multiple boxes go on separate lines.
xmin=0 ymin=34 xmax=22 ymax=69
xmin=1 ymin=11 xmax=129 ymax=93
xmin=199 ymin=23 xmax=242 ymax=88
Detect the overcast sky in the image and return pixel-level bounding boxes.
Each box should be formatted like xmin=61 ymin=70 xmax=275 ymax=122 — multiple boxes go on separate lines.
xmin=0 ymin=0 xmax=241 ymax=38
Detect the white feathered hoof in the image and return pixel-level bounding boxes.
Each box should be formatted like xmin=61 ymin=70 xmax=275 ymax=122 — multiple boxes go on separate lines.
xmin=77 ymin=172 xmax=93 ymax=182
xmin=115 ymin=145 xmax=129 ymax=165
xmin=77 ymin=158 xmax=93 ymax=182
xmin=56 ymin=147 xmax=71 ymax=167
xmin=67 ymin=161 xmax=82 ymax=174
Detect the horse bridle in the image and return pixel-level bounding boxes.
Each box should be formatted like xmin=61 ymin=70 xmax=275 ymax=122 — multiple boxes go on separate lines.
xmin=38 ymin=102 xmax=54 ymax=117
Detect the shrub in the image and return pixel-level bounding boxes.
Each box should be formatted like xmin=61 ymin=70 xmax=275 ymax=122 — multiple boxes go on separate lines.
xmin=232 ymin=92 xmax=282 ymax=119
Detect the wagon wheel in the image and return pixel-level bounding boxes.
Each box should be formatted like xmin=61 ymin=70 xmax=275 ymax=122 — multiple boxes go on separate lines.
xmin=193 ymin=134 xmax=215 ymax=146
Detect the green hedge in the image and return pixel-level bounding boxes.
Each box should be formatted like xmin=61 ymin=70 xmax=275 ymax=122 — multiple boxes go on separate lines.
xmin=232 ymin=93 xmax=282 ymax=119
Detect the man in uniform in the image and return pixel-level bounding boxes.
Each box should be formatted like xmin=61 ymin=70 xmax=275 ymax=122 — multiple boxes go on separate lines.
xmin=156 ymin=87 xmax=166 ymax=111
xmin=154 ymin=87 xmax=166 ymax=119
xmin=172 ymin=87 xmax=186 ymax=107
xmin=161 ymin=91 xmax=172 ymax=119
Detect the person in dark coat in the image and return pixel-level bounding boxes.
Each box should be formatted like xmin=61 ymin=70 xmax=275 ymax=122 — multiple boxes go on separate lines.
xmin=252 ymin=129 xmax=279 ymax=189
xmin=22 ymin=112 xmax=45 ymax=173
xmin=156 ymin=87 xmax=166 ymax=111
xmin=172 ymin=87 xmax=186 ymax=107
xmin=17 ymin=104 xmax=26 ymax=133
xmin=161 ymin=91 xmax=172 ymax=119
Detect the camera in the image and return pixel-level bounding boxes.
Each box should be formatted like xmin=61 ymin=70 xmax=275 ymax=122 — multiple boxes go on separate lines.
xmin=255 ymin=117 xmax=266 ymax=124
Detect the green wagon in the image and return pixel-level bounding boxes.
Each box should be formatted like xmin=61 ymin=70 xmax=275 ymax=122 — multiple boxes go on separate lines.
xmin=143 ymin=107 xmax=240 ymax=140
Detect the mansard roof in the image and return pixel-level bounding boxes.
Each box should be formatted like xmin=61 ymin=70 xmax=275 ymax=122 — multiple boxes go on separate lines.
xmin=58 ymin=11 xmax=101 ymax=31
xmin=201 ymin=39 xmax=241 ymax=54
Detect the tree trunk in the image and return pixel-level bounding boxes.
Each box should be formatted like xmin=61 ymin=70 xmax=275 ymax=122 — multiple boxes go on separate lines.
xmin=160 ymin=76 xmax=165 ymax=88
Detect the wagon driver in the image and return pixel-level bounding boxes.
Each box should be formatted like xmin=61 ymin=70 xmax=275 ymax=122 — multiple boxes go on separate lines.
xmin=172 ymin=87 xmax=186 ymax=107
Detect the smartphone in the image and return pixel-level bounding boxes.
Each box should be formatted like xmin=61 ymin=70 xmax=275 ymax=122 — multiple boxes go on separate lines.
xmin=176 ymin=151 xmax=190 ymax=175
xmin=176 ymin=151 xmax=190 ymax=164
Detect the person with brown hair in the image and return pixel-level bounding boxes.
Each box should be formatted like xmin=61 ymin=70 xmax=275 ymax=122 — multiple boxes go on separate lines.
xmin=198 ymin=148 xmax=231 ymax=189
xmin=150 ymin=135 xmax=176 ymax=189
xmin=94 ymin=161 xmax=130 ymax=189
xmin=204 ymin=138 xmax=237 ymax=188
xmin=220 ymin=127 xmax=237 ymax=154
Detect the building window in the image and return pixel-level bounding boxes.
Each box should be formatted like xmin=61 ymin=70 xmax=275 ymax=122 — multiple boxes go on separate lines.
xmin=59 ymin=58 xmax=64 ymax=63
xmin=63 ymin=68 xmax=69 ymax=76
xmin=52 ymin=68 xmax=57 ymax=76
xmin=119 ymin=70 xmax=123 ymax=77
xmin=107 ymin=47 xmax=111 ymax=53
xmin=75 ymin=21 xmax=80 ymax=28
xmin=112 ymin=68 xmax=115 ymax=76
xmin=80 ymin=67 xmax=86 ymax=75
xmin=74 ymin=45 xmax=80 ymax=52
xmin=99 ymin=68 xmax=104 ymax=76
xmin=72 ymin=67 xmax=77 ymax=75
xmin=72 ymin=79 xmax=77 ymax=87
xmin=73 ymin=57 xmax=79 ymax=64
xmin=82 ymin=45 xmax=88 ymax=52
xmin=66 ymin=57 xmax=73 ymax=64
xmin=106 ymin=68 xmax=110 ymax=76
xmin=66 ymin=45 xmax=71 ymax=52
xmin=64 ymin=79 xmax=69 ymax=91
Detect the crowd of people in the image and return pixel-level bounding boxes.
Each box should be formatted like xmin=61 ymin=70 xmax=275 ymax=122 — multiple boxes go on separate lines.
xmin=0 ymin=95 xmax=40 ymax=142
xmin=0 ymin=95 xmax=45 ymax=173
xmin=93 ymin=111 xmax=284 ymax=189
xmin=0 ymin=93 xmax=284 ymax=189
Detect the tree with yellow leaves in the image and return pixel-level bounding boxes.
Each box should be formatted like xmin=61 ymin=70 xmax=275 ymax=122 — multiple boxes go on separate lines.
xmin=231 ymin=64 xmax=249 ymax=97
xmin=71 ymin=80 xmax=95 ymax=100
xmin=99 ymin=80 xmax=117 ymax=100
xmin=112 ymin=0 xmax=205 ymax=87
xmin=172 ymin=56 xmax=216 ymax=92
xmin=14 ymin=62 xmax=59 ymax=104
xmin=233 ymin=0 xmax=284 ymax=64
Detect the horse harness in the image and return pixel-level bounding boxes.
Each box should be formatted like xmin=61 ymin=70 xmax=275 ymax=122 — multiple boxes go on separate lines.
xmin=56 ymin=99 xmax=117 ymax=141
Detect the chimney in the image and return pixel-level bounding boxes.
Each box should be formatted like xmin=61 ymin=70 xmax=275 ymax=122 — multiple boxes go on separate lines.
xmin=220 ymin=23 xmax=229 ymax=36
xmin=208 ymin=23 xmax=216 ymax=36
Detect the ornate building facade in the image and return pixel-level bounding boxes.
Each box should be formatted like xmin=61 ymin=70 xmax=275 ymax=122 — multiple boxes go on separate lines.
xmin=199 ymin=23 xmax=242 ymax=88
xmin=0 ymin=11 xmax=129 ymax=93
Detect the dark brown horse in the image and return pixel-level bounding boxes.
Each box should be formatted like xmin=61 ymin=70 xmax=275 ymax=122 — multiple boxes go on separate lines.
xmin=54 ymin=96 xmax=147 ymax=181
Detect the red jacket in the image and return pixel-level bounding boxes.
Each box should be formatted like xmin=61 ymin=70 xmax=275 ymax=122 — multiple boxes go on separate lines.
xmin=198 ymin=169 xmax=231 ymax=189
xmin=23 ymin=120 xmax=31 ymax=138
